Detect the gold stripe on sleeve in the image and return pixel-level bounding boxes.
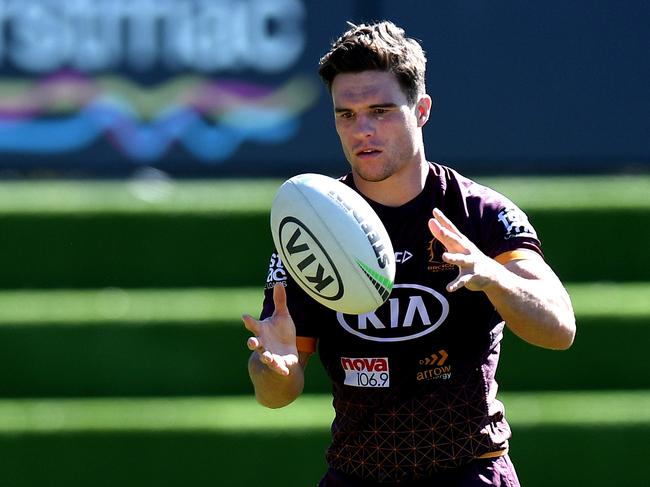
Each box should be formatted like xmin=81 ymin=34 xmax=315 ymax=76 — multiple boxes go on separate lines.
xmin=494 ymin=249 xmax=538 ymax=265
xmin=477 ymin=447 xmax=509 ymax=459
xmin=296 ymin=336 xmax=317 ymax=353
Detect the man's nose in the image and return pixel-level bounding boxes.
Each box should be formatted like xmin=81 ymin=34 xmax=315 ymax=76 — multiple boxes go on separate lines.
xmin=353 ymin=114 xmax=375 ymax=138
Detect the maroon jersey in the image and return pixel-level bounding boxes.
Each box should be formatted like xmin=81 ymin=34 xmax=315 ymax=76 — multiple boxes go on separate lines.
xmin=262 ymin=162 xmax=542 ymax=483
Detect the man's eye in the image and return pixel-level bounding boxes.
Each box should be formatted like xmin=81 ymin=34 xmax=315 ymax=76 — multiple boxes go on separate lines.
xmin=339 ymin=112 xmax=353 ymax=119
xmin=374 ymin=108 xmax=388 ymax=116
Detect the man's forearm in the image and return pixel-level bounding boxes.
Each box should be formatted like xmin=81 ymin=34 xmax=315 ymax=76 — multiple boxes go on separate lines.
xmin=248 ymin=352 xmax=305 ymax=408
xmin=484 ymin=261 xmax=576 ymax=350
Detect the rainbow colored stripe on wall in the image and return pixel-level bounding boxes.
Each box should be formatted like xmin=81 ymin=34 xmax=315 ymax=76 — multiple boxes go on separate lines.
xmin=0 ymin=70 xmax=320 ymax=161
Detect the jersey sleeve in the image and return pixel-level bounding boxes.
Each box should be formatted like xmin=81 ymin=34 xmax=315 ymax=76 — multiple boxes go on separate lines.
xmin=260 ymin=250 xmax=321 ymax=352
xmin=467 ymin=185 xmax=543 ymax=260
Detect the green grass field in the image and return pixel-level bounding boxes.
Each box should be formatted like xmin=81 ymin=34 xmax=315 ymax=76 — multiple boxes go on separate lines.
xmin=0 ymin=175 xmax=647 ymax=486
xmin=0 ymin=393 xmax=647 ymax=487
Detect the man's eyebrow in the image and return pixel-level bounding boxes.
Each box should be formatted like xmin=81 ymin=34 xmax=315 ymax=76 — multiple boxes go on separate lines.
xmin=369 ymin=103 xmax=398 ymax=109
xmin=334 ymin=103 xmax=397 ymax=113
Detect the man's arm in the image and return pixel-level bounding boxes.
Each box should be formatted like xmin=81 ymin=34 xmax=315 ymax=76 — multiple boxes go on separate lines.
xmin=429 ymin=208 xmax=576 ymax=350
xmin=243 ymin=283 xmax=312 ymax=408
xmin=481 ymin=253 xmax=575 ymax=349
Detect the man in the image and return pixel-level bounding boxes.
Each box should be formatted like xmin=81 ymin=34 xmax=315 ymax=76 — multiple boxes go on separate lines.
xmin=243 ymin=21 xmax=576 ymax=486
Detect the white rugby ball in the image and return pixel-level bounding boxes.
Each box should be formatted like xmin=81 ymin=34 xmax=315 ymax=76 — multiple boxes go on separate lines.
xmin=270 ymin=173 xmax=395 ymax=314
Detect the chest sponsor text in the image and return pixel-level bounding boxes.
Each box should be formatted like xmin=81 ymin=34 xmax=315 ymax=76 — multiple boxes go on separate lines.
xmin=341 ymin=357 xmax=390 ymax=388
xmin=336 ymin=284 xmax=449 ymax=342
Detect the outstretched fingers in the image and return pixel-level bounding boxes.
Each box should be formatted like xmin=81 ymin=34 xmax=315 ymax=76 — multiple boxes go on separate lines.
xmin=253 ymin=347 xmax=293 ymax=376
xmin=441 ymin=252 xmax=472 ymax=267
xmin=242 ymin=313 xmax=260 ymax=335
xmin=428 ymin=219 xmax=465 ymax=253
xmin=243 ymin=322 xmax=291 ymax=376
xmin=432 ymin=208 xmax=461 ymax=234
xmin=446 ymin=273 xmax=472 ymax=293
xmin=243 ymin=315 xmax=266 ymax=355
xmin=430 ymin=208 xmax=478 ymax=256
xmin=272 ymin=282 xmax=289 ymax=316
xmin=265 ymin=353 xmax=292 ymax=376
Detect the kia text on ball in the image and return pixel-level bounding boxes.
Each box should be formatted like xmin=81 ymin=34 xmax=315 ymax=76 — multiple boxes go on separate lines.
xmin=278 ymin=216 xmax=344 ymax=300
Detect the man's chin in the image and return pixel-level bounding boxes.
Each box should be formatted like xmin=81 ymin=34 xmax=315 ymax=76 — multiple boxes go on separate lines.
xmin=352 ymin=168 xmax=393 ymax=184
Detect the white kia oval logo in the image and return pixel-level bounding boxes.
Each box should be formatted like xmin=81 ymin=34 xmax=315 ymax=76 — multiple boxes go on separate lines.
xmin=336 ymin=284 xmax=449 ymax=342
xmin=278 ymin=217 xmax=344 ymax=301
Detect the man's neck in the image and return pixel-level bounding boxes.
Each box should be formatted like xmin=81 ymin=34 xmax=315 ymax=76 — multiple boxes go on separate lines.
xmin=353 ymin=160 xmax=429 ymax=207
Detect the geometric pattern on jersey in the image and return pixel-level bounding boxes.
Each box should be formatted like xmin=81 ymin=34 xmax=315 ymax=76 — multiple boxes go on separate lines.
xmin=326 ymin=369 xmax=510 ymax=482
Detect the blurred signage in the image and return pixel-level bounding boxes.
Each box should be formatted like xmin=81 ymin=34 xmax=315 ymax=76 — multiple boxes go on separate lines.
xmin=0 ymin=0 xmax=305 ymax=72
xmin=0 ymin=0 xmax=646 ymax=176
xmin=0 ymin=0 xmax=324 ymax=174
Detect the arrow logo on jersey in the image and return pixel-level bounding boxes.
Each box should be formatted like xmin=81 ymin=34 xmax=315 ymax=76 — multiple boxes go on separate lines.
xmin=419 ymin=349 xmax=448 ymax=366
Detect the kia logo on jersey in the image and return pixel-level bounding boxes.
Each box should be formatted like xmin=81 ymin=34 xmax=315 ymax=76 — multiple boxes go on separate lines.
xmin=336 ymin=284 xmax=449 ymax=342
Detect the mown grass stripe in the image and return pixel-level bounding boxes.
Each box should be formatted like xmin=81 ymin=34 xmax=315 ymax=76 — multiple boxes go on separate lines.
xmin=0 ymin=176 xmax=647 ymax=214
xmin=478 ymin=175 xmax=650 ymax=210
xmin=0 ymin=391 xmax=647 ymax=434
xmin=0 ymin=395 xmax=331 ymax=433
xmin=503 ymin=391 xmax=650 ymax=426
xmin=0 ymin=180 xmax=282 ymax=215
xmin=0 ymin=282 xmax=646 ymax=325
xmin=566 ymin=282 xmax=650 ymax=318
xmin=0 ymin=288 xmax=263 ymax=325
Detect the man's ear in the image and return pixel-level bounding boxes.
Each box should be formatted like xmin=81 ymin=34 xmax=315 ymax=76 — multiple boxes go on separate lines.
xmin=416 ymin=95 xmax=432 ymax=126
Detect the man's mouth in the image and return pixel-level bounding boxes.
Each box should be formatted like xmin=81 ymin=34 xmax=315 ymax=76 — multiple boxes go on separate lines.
xmin=356 ymin=148 xmax=382 ymax=157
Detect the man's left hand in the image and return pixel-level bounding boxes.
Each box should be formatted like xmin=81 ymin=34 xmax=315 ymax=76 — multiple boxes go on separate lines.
xmin=428 ymin=208 xmax=502 ymax=293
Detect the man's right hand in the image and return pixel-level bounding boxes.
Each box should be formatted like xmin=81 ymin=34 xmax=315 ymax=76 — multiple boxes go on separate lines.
xmin=242 ymin=283 xmax=299 ymax=377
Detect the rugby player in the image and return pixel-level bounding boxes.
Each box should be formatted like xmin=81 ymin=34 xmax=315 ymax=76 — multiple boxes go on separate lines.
xmin=243 ymin=21 xmax=576 ymax=486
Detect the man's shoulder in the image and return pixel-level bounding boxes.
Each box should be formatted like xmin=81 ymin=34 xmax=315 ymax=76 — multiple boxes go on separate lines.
xmin=427 ymin=162 xmax=506 ymax=204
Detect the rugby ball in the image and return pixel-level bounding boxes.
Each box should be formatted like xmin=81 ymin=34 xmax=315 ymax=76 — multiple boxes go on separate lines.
xmin=270 ymin=173 xmax=395 ymax=314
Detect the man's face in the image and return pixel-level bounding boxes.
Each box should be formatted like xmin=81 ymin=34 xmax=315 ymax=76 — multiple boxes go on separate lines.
xmin=331 ymin=70 xmax=423 ymax=183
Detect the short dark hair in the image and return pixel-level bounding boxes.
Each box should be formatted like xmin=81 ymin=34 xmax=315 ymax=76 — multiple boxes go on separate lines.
xmin=318 ymin=21 xmax=427 ymax=106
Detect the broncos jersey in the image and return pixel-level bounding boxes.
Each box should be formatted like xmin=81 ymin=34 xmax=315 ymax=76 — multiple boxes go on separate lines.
xmin=261 ymin=162 xmax=543 ymax=483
